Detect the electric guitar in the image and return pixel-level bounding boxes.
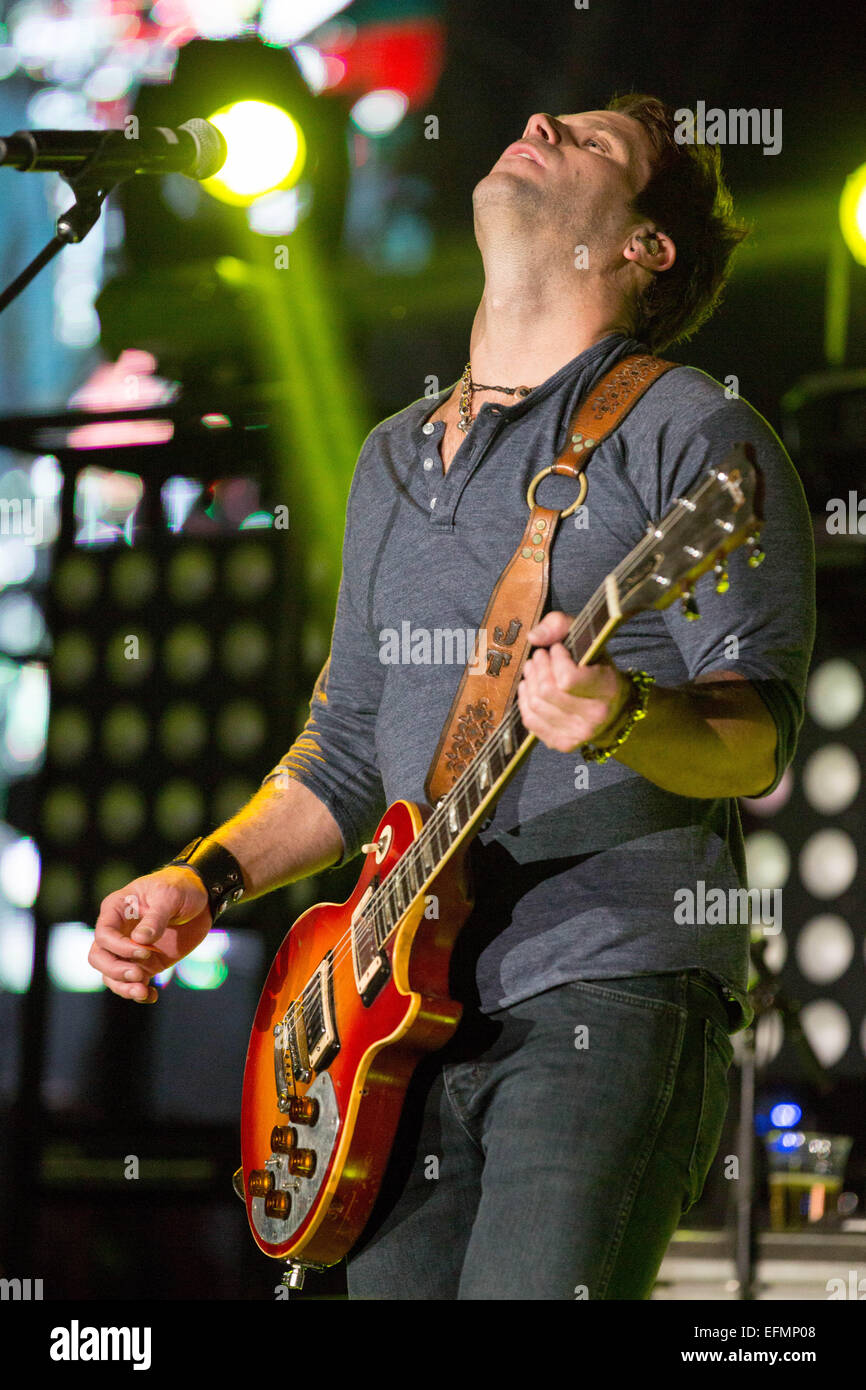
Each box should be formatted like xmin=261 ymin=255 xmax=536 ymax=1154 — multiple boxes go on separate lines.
xmin=238 ymin=442 xmax=764 ymax=1284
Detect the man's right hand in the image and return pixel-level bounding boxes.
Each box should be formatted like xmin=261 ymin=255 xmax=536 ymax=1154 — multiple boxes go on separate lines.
xmin=89 ymin=868 xmax=213 ymax=1003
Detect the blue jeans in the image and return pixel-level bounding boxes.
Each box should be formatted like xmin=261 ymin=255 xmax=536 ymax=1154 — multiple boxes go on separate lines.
xmin=345 ymin=970 xmax=735 ymax=1300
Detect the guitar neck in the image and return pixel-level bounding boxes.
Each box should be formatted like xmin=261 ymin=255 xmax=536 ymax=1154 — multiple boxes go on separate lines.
xmin=364 ymin=574 xmax=625 ymax=947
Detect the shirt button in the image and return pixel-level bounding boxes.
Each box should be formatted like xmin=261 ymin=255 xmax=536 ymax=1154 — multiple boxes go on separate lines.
xmin=422 ymin=457 xmax=435 ymax=470
xmin=430 ymin=497 xmax=436 ymax=508
xmin=422 ymin=422 xmax=435 ymax=435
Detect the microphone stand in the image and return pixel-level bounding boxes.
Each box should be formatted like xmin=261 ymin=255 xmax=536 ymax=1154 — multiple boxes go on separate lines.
xmin=734 ymin=936 xmax=833 ymax=1300
xmin=0 ymin=159 xmax=122 ymax=316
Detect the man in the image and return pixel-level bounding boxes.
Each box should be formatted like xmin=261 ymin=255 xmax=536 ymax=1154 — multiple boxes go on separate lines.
xmin=89 ymin=95 xmax=815 ymax=1298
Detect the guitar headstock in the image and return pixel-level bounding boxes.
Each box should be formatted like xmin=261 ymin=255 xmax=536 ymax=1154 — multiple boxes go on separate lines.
xmin=616 ymin=442 xmax=764 ymax=620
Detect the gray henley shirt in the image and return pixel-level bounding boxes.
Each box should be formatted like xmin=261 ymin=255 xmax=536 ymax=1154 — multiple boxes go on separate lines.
xmin=263 ymin=332 xmax=816 ymax=1031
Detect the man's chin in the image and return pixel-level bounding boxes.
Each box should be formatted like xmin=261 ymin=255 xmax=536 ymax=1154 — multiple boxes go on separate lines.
xmin=472 ymin=166 xmax=544 ymax=211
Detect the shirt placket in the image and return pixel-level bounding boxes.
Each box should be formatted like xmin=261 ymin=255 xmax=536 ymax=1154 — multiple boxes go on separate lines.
xmin=416 ymin=406 xmax=507 ymax=528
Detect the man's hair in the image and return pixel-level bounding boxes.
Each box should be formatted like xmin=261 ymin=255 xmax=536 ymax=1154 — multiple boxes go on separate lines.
xmin=606 ymin=93 xmax=749 ymax=353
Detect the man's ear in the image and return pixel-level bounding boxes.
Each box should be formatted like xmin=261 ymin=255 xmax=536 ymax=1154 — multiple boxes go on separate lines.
xmin=624 ymin=228 xmax=676 ymax=273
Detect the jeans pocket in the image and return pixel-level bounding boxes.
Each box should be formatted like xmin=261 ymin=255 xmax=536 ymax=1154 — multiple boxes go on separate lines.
xmin=682 ymin=1017 xmax=734 ymax=1214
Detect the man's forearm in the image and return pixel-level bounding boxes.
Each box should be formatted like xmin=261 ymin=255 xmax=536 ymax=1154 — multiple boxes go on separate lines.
xmin=205 ymin=777 xmax=345 ymax=900
xmin=605 ymin=671 xmax=778 ymax=799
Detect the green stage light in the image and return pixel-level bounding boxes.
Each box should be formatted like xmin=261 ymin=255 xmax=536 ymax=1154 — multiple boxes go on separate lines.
xmin=202 ymin=100 xmax=306 ymax=206
xmin=839 ymin=162 xmax=866 ymax=266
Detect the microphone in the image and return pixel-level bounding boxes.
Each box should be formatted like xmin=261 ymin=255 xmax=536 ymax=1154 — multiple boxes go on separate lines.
xmin=0 ymin=118 xmax=228 ymax=182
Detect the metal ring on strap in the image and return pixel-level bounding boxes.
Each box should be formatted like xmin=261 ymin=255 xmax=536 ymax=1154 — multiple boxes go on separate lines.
xmin=526 ymin=464 xmax=588 ymax=518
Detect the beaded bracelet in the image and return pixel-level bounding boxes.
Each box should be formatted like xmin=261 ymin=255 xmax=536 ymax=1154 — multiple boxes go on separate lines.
xmin=581 ymin=669 xmax=655 ymax=765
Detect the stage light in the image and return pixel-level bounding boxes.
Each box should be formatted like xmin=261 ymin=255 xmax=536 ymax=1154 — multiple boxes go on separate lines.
xmin=162 ymin=624 xmax=211 ymax=682
xmin=110 ymin=551 xmax=159 ymax=607
xmin=50 ymin=631 xmax=95 ymax=689
xmin=799 ymin=999 xmax=851 ymax=1067
xmin=349 ymin=89 xmax=409 ymax=137
xmin=47 ymin=923 xmax=104 ymax=992
xmin=225 ymin=543 xmax=275 ymax=599
xmin=202 ymin=100 xmax=306 ymax=207
xmin=799 ymin=828 xmax=857 ymax=898
xmin=246 ymin=186 xmax=306 ymax=237
xmin=38 ymin=863 xmax=82 ymax=920
xmin=0 ymin=592 xmax=45 ymax=655
xmin=258 ymin=0 xmax=353 ymax=48
xmin=0 ymin=916 xmax=35 ymax=992
xmin=167 ymin=547 xmax=217 ymax=604
xmin=175 ymin=929 xmax=230 ymax=990
xmin=0 ymin=834 xmax=40 ymax=909
xmin=797 ymin=914 xmax=855 ymax=983
xmin=839 ymin=162 xmax=866 ymax=267
xmin=162 ymin=477 xmax=204 ymax=534
xmin=154 ymin=779 xmax=206 ymax=840
xmin=743 ymin=829 xmax=791 ymax=891
xmin=48 ymin=707 xmax=92 ymax=766
xmin=152 ymin=929 xmax=231 ymax=990
xmin=101 ymin=705 xmax=149 ymax=764
xmin=0 ymin=540 xmax=37 ymax=587
xmin=158 ymin=704 xmax=208 ymax=761
xmin=806 ymin=657 xmax=863 ymax=729
xmin=97 ymin=784 xmax=148 ymax=842
xmin=801 ymin=743 xmax=860 ymax=814
xmin=105 ymin=630 xmax=154 ymax=685
xmin=216 ymin=699 xmax=266 ymax=758
xmin=220 ymin=620 xmax=270 ymax=678
xmin=769 ymin=1102 xmax=803 ymax=1128
xmin=2 ymin=662 xmax=49 ymax=771
xmin=42 ymin=786 xmax=88 ymax=843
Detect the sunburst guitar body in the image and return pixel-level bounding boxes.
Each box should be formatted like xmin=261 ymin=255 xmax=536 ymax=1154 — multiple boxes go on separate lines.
xmin=240 ymin=799 xmax=474 ymax=1268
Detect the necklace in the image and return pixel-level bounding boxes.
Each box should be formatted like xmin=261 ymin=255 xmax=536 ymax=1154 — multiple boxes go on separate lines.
xmin=457 ymin=363 xmax=535 ymax=433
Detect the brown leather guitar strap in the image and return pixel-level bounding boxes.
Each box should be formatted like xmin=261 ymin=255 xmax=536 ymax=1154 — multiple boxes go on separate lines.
xmin=424 ymin=353 xmax=677 ymax=805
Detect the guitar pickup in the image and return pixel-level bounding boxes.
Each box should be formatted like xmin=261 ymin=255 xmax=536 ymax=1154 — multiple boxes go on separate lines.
xmin=351 ymin=881 xmax=390 ymax=1007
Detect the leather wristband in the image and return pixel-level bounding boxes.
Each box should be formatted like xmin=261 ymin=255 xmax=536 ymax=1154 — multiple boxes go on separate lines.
xmin=168 ymin=837 xmax=246 ymax=922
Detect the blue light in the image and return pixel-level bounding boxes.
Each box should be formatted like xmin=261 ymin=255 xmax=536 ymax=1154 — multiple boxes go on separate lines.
xmin=781 ymin=1131 xmax=805 ymax=1149
xmin=770 ymin=1102 xmax=803 ymax=1128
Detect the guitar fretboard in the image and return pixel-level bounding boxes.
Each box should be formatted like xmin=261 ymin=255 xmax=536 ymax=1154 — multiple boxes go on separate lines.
xmin=357 ymin=556 xmax=627 ymax=961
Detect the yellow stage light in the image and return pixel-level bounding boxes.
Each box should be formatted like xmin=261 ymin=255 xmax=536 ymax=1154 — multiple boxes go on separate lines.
xmin=839 ymin=162 xmax=866 ymax=266
xmin=201 ymin=100 xmax=306 ymax=206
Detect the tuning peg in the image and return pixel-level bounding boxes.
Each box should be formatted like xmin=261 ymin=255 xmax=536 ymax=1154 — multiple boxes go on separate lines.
xmin=714 ymin=563 xmax=729 ymax=594
xmin=747 ymin=537 xmax=765 ymax=568
xmin=681 ymin=589 xmax=701 ymax=621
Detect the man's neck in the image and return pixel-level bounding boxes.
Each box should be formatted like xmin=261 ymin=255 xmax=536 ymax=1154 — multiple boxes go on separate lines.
xmin=465 ymin=263 xmax=633 ymax=394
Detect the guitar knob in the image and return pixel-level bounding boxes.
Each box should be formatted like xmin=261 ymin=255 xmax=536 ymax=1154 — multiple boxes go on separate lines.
xmin=271 ymin=1125 xmax=298 ymax=1155
xmin=248 ymin=1168 xmax=274 ymax=1197
xmin=681 ymin=591 xmax=700 ymax=620
xmin=713 ymin=563 xmax=729 ymax=593
xmin=287 ymin=1095 xmax=319 ymax=1126
xmin=288 ymin=1148 xmax=317 ymax=1179
xmin=264 ymin=1190 xmax=292 ymax=1220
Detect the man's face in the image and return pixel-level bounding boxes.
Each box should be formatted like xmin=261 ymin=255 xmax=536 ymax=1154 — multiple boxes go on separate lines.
xmin=473 ymin=108 xmax=658 ymax=266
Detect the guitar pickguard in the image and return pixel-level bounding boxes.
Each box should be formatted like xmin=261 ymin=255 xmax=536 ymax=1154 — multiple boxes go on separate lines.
xmin=249 ymin=1070 xmax=341 ymax=1245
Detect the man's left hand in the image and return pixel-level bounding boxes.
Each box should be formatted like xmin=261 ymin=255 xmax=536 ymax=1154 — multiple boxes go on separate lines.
xmin=517 ymin=611 xmax=631 ymax=754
